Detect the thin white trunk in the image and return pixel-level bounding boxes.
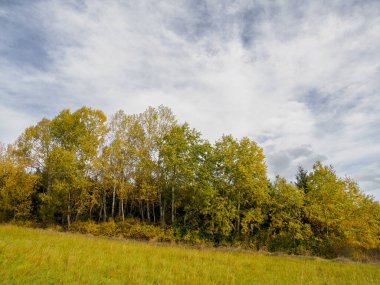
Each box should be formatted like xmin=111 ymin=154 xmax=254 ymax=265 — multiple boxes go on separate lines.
xmin=111 ymin=183 xmax=116 ymax=218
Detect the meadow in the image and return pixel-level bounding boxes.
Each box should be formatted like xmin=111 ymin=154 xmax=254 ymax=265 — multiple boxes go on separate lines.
xmin=0 ymin=225 xmax=379 ymax=284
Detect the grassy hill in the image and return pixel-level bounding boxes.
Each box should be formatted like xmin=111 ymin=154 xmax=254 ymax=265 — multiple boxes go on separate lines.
xmin=0 ymin=225 xmax=379 ymax=285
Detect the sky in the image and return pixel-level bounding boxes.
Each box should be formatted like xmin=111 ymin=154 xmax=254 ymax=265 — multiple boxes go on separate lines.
xmin=0 ymin=0 xmax=379 ymax=198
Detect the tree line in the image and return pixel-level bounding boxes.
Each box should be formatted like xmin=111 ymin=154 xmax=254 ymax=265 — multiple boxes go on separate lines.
xmin=1 ymin=106 xmax=379 ymax=258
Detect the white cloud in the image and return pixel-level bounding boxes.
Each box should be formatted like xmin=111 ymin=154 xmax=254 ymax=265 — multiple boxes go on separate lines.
xmin=0 ymin=104 xmax=36 ymax=144
xmin=0 ymin=0 xmax=379 ymax=198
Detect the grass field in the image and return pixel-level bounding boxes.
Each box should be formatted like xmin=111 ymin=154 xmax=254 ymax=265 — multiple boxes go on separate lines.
xmin=0 ymin=225 xmax=379 ymax=284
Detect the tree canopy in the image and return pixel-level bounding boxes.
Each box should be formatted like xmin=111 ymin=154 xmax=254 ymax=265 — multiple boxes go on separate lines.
xmin=0 ymin=106 xmax=379 ymax=259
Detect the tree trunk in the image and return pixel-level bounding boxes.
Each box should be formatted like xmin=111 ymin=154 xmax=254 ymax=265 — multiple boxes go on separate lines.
xmin=124 ymin=197 xmax=128 ymax=218
xmin=159 ymin=190 xmax=165 ymax=226
xmin=130 ymin=200 xmax=134 ymax=215
xmin=98 ymin=202 xmax=103 ymax=222
xmin=171 ymin=185 xmax=175 ymax=224
xmin=147 ymin=201 xmax=150 ymax=222
xmin=89 ymin=203 xmax=93 ymax=220
xmin=67 ymin=211 xmax=71 ymax=229
xmin=75 ymin=210 xmax=80 ymax=222
xmin=103 ymin=193 xmax=107 ymax=222
xmin=139 ymin=201 xmax=144 ymax=221
xmin=163 ymin=201 xmax=166 ymax=226
xmin=152 ymin=202 xmax=156 ymax=224
xmin=67 ymin=191 xmax=71 ymax=229
xmin=237 ymin=191 xmax=241 ymax=234
xmin=111 ymin=183 xmax=116 ymax=218
xmin=121 ymin=198 xmax=125 ymax=222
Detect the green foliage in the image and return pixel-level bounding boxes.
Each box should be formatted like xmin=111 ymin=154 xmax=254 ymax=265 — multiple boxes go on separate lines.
xmin=267 ymin=176 xmax=311 ymax=253
xmin=213 ymin=135 xmax=269 ymax=237
xmin=121 ymin=223 xmax=171 ymax=241
xmin=300 ymin=162 xmax=380 ymax=258
xmin=295 ymin=166 xmax=309 ymax=193
xmin=70 ymin=220 xmax=119 ymax=237
xmin=0 ymin=146 xmax=38 ymax=221
xmin=99 ymin=220 xmax=118 ymax=236
xmin=69 ymin=219 xmax=174 ymax=242
xmin=1 ymin=106 xmax=379 ymax=260
xmin=70 ymin=221 xmax=100 ymax=235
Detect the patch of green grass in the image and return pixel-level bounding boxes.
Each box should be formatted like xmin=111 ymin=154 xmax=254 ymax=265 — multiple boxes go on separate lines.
xmin=0 ymin=225 xmax=379 ymax=284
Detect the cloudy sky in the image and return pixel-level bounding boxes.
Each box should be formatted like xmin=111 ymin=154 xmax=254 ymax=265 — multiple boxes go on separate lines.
xmin=1 ymin=0 xmax=379 ymax=198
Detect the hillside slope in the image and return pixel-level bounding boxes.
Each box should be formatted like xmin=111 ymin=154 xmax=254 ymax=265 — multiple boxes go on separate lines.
xmin=0 ymin=225 xmax=379 ymax=285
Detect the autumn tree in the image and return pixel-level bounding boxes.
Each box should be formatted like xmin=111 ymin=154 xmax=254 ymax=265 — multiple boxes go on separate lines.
xmin=0 ymin=144 xmax=38 ymax=221
xmin=1 ymin=106 xmax=379 ymax=259
xmin=158 ymin=123 xmax=205 ymax=226
xmin=214 ymin=136 xmax=269 ymax=238
xmin=140 ymin=106 xmax=176 ymax=225
xmin=268 ymin=176 xmax=311 ymax=252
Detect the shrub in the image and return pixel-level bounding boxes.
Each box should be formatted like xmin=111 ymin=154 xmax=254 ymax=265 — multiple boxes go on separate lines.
xmin=180 ymin=230 xmax=203 ymax=245
xmin=70 ymin=220 xmax=172 ymax=242
xmin=158 ymin=227 xmax=175 ymax=243
xmin=70 ymin=221 xmax=99 ymax=235
xmin=123 ymin=224 xmax=162 ymax=240
xmin=99 ymin=220 xmax=118 ymax=236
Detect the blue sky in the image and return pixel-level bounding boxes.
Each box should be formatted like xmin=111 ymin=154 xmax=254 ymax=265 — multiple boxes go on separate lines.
xmin=1 ymin=0 xmax=379 ymax=198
